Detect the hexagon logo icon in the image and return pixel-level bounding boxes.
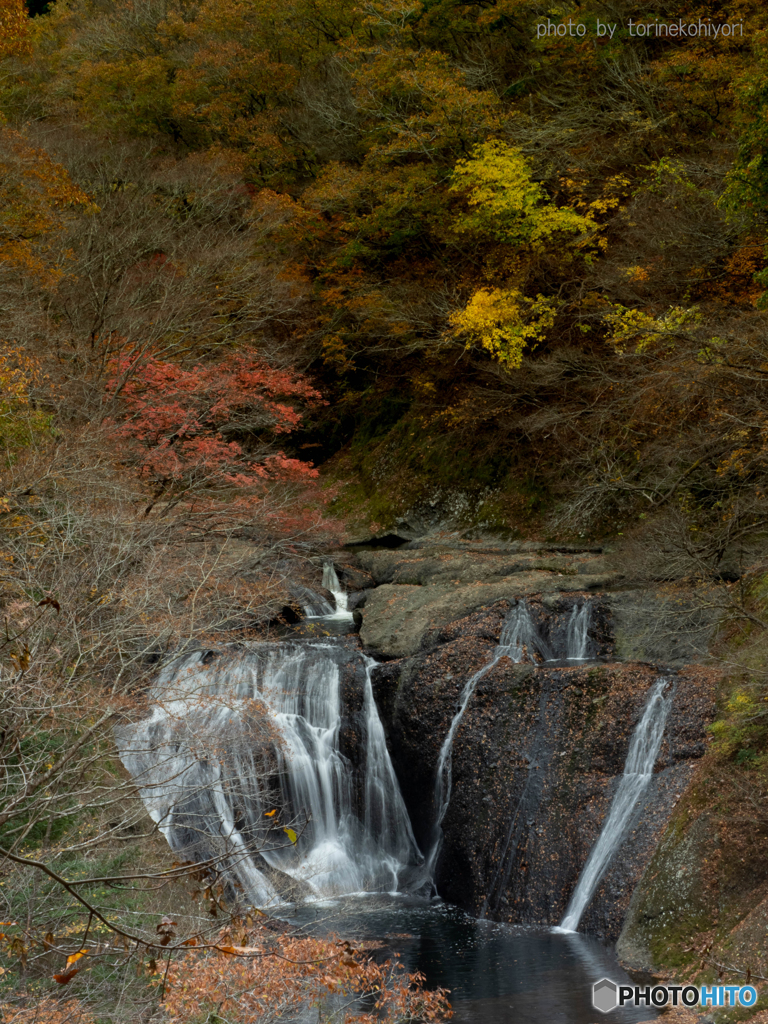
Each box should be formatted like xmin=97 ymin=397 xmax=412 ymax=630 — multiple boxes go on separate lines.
xmin=593 ymin=978 xmax=618 ymax=1014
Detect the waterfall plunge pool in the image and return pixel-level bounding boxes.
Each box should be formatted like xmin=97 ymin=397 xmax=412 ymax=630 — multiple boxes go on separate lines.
xmin=117 ymin=586 xmax=658 ymax=1024
xmin=291 ymin=894 xmax=656 ymax=1024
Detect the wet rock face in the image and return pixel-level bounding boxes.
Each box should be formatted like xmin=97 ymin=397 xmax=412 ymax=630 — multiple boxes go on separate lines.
xmin=334 ymin=562 xmax=375 ymax=592
xmin=357 ymin=539 xmax=717 ymax=663
xmin=616 ymin=811 xmax=716 ymax=970
xmin=617 ymin=757 xmax=768 ymax=972
xmin=371 ymin=601 xmax=717 ymax=941
xmin=358 ymin=542 xmax=617 ymax=659
xmin=337 ymin=651 xmax=368 ymax=775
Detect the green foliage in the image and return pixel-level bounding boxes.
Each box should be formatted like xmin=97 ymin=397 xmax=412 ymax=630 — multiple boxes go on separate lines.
xmin=723 ymin=33 xmax=768 ymax=215
xmin=709 ymin=684 xmax=768 ymax=771
xmin=0 ymin=346 xmax=52 ymax=463
xmin=0 ymin=841 xmax=196 ymax=1010
xmin=0 ymin=728 xmax=84 ymax=850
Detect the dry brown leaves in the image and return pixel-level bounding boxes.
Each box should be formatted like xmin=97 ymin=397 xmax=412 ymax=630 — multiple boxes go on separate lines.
xmin=163 ymin=926 xmax=452 ymax=1023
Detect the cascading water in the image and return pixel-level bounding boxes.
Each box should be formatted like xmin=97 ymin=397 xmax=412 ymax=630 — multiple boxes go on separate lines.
xmin=117 ymin=641 xmax=421 ymax=905
xmin=299 ymin=563 xmax=354 ymax=620
xmin=321 ymin=562 xmax=354 ymax=622
xmin=565 ymin=601 xmax=592 ymax=661
xmin=426 ymin=600 xmax=547 ymax=878
xmin=504 ymin=599 xmax=553 ymax=662
xmin=557 ymin=678 xmax=672 ymax=932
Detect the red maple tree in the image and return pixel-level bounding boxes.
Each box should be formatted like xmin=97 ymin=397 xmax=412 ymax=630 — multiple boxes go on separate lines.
xmin=106 ymin=352 xmax=326 ymax=525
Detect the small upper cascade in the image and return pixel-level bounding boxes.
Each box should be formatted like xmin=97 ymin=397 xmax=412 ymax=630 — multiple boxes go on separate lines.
xmin=321 ymin=562 xmax=354 ymax=621
xmin=426 ymin=601 xmax=539 ymax=879
xmin=116 ymin=642 xmax=421 ymax=905
xmin=565 ymin=601 xmax=593 ymax=661
xmin=557 ymin=678 xmax=673 ymax=933
xmin=501 ymin=599 xmax=554 ymax=662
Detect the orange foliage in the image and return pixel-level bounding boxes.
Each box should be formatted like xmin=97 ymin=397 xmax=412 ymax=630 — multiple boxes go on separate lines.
xmin=705 ymin=243 xmax=766 ymax=305
xmin=107 ymin=352 xmax=323 ymax=492
xmin=163 ymin=929 xmax=452 ymax=1024
xmin=0 ymin=1000 xmax=95 ymax=1024
xmin=0 ymin=127 xmax=96 ymax=284
xmin=103 ymin=351 xmax=342 ymax=539
xmin=0 ymin=0 xmax=29 ymax=59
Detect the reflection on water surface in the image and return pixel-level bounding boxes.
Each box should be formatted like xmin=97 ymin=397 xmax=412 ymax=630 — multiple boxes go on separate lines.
xmin=293 ymin=895 xmax=656 ymax=1024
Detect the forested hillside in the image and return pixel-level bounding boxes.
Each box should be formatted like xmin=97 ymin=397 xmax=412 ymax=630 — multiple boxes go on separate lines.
xmin=3 ymin=0 xmax=768 ymax=549
xmin=4 ymin=0 xmax=768 ymax=1019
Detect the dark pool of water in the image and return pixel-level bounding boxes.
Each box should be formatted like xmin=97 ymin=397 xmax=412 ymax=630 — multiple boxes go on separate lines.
xmin=291 ymin=895 xmax=656 ymax=1024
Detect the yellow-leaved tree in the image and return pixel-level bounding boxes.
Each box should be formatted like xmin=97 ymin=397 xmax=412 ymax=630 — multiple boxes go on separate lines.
xmin=448 ymin=140 xmax=594 ymax=366
xmin=0 ymin=127 xmax=97 ymax=284
xmin=605 ymin=304 xmax=702 ymax=354
xmin=450 ymin=139 xmax=593 ymax=248
xmin=449 ymin=288 xmax=556 ymax=368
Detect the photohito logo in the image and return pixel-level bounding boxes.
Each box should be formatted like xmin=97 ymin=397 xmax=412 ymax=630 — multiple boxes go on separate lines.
xmin=593 ymin=979 xmax=618 ymax=1013
xmin=591 ymin=979 xmax=758 ymax=1013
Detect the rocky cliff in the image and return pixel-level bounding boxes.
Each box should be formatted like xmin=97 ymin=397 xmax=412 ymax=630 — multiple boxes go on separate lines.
xmin=348 ymin=536 xmax=719 ymax=943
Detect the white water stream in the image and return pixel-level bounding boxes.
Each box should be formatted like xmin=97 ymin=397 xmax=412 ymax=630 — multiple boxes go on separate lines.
xmin=116 ymin=641 xmax=420 ymax=906
xmin=565 ymin=601 xmax=592 ymax=661
xmin=426 ymin=601 xmax=547 ymax=877
xmin=299 ymin=562 xmax=355 ymax=621
xmin=320 ymin=562 xmax=354 ymax=622
xmin=557 ymin=678 xmax=672 ymax=932
xmin=118 ymin=575 xmax=660 ymax=944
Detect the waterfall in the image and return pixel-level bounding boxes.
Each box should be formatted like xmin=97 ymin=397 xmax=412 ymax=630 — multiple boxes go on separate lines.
xmin=501 ymin=599 xmax=553 ymax=662
xmin=426 ymin=600 xmax=543 ymax=878
xmin=319 ymin=562 xmax=354 ymax=622
xmin=116 ymin=642 xmax=421 ymax=905
xmin=557 ymin=678 xmax=672 ymax=932
xmin=361 ymin=654 xmax=424 ymax=889
xmin=565 ymin=601 xmax=592 ymax=661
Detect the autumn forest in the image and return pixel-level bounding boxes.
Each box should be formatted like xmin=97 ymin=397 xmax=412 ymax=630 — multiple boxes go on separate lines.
xmin=4 ymin=0 xmax=768 ymax=1019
